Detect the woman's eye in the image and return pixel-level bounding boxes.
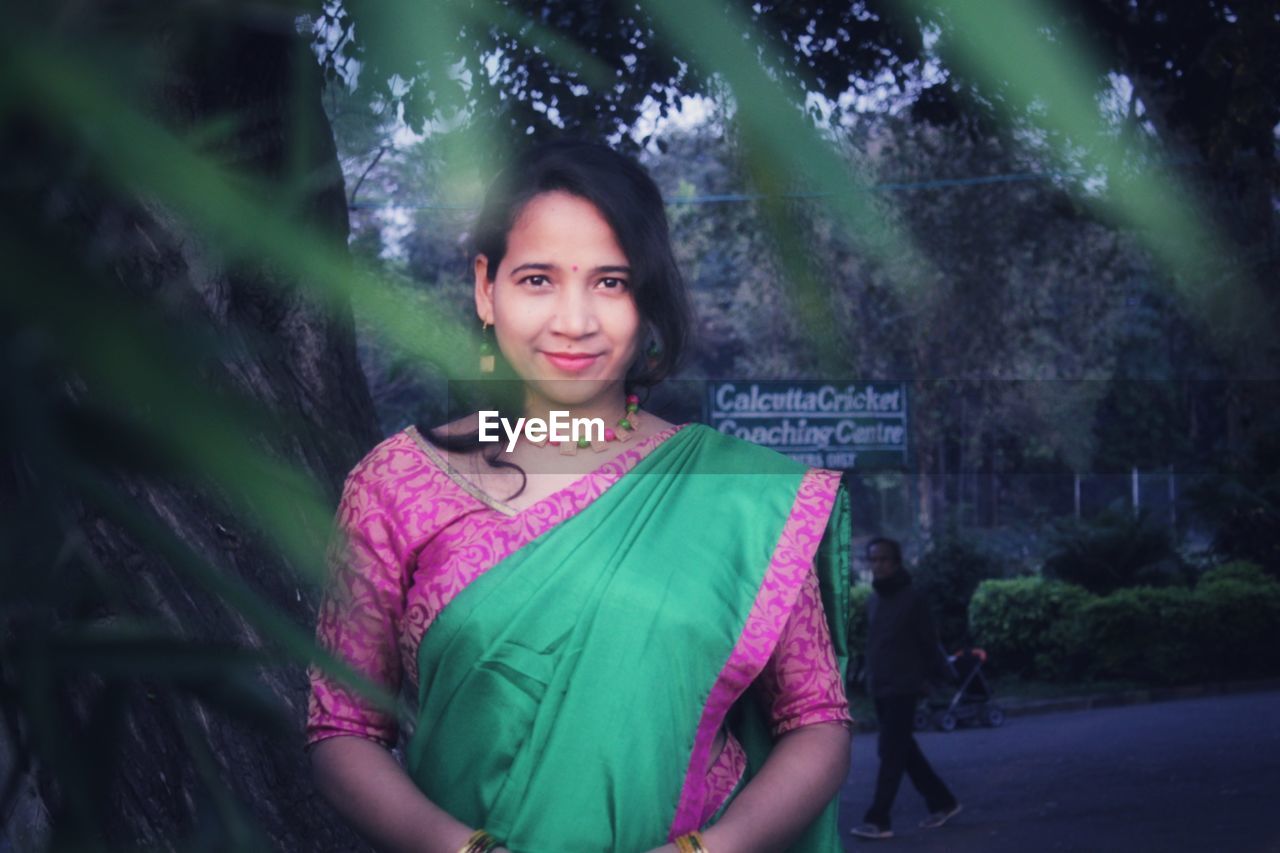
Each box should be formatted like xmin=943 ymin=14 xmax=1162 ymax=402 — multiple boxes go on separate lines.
xmin=520 ymin=274 xmax=550 ymax=287
xmin=597 ymin=277 xmax=628 ymax=290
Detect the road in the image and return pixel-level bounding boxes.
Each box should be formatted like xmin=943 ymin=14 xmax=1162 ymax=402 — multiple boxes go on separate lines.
xmin=838 ymin=691 xmax=1280 ymax=853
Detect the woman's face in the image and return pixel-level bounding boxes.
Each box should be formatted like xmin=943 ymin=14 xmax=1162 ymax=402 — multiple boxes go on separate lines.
xmin=474 ymin=190 xmax=642 ymax=412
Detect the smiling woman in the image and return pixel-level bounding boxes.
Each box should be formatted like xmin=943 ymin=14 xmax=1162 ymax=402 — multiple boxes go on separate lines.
xmin=306 ymin=140 xmax=855 ymax=853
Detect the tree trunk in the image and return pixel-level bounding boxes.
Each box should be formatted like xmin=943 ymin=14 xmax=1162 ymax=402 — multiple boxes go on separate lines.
xmin=2 ymin=9 xmax=379 ymax=851
xmin=916 ymin=464 xmax=935 ymax=543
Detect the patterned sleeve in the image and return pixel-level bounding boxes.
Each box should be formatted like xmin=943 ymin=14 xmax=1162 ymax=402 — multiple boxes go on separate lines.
xmin=305 ymin=460 xmax=409 ymax=749
xmin=755 ymin=565 xmax=853 ymax=737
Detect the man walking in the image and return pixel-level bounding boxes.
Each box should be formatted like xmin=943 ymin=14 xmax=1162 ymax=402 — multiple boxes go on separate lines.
xmin=850 ymin=537 xmax=961 ymax=840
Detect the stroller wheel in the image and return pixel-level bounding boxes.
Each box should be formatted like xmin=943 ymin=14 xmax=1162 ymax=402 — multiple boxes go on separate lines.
xmin=982 ymin=705 xmax=1005 ymax=727
xmin=935 ymin=711 xmax=957 ymax=733
xmin=913 ymin=708 xmax=930 ymax=731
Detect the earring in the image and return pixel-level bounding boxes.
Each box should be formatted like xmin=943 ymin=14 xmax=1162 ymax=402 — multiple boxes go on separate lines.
xmin=645 ymin=338 xmax=662 ymax=366
xmin=479 ymin=320 xmax=495 ymax=374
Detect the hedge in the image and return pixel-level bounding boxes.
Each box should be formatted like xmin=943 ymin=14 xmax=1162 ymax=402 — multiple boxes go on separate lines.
xmin=1198 ymin=560 xmax=1276 ymax=589
xmin=846 ymin=584 xmax=871 ymax=661
xmin=1190 ymin=578 xmax=1280 ymax=679
xmin=1078 ymin=587 xmax=1199 ymax=683
xmin=968 ymin=578 xmax=1093 ymax=679
xmin=967 ymin=568 xmax=1280 ymax=684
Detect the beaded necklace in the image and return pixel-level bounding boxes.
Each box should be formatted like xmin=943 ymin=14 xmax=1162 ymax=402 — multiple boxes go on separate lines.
xmin=526 ymin=394 xmax=642 ymax=455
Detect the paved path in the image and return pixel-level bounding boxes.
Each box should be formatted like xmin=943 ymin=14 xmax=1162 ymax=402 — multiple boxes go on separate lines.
xmin=838 ymin=691 xmax=1280 ymax=852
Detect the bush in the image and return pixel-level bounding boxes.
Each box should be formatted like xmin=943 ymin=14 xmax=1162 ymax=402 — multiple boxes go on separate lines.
xmin=915 ymin=530 xmax=1005 ymax=647
xmin=1198 ymin=560 xmax=1275 ymax=590
xmin=1043 ymin=510 xmax=1186 ymax=594
xmin=1078 ymin=587 xmax=1201 ymax=684
xmin=1194 ymin=579 xmax=1280 ymax=679
xmin=1077 ymin=575 xmax=1280 ymax=684
xmin=846 ymin=584 xmax=871 ymax=661
xmin=1185 ymin=430 xmax=1280 ymax=579
xmin=968 ymin=562 xmax=1280 ymax=685
xmin=968 ymin=578 xmax=1095 ymax=679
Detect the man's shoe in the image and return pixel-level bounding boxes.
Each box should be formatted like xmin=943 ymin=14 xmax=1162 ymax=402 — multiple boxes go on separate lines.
xmin=919 ymin=803 xmax=962 ymax=829
xmin=849 ymin=823 xmax=894 ymax=839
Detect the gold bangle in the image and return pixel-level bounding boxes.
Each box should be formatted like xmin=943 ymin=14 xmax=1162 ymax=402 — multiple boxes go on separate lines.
xmin=675 ymin=832 xmax=708 ymax=853
xmin=459 ymin=829 xmax=498 ymax=853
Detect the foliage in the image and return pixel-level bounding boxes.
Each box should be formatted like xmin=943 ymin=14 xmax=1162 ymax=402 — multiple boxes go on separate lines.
xmin=328 ymin=0 xmax=1280 ymax=357
xmin=1079 ymin=580 xmax=1280 ymax=684
xmin=970 ymin=571 xmax=1280 ymax=685
xmin=327 ymin=1 xmax=924 ymax=143
xmin=1042 ymin=510 xmax=1188 ymax=594
xmin=1077 ymin=587 xmax=1201 ymax=684
xmin=968 ymin=578 xmax=1095 ymax=679
xmin=1090 ymin=361 xmax=1196 ymax=476
xmin=846 ymin=584 xmax=872 ymax=663
xmin=1189 ymin=579 xmax=1280 ymax=679
xmin=817 ymin=115 xmax=1150 ymax=534
xmin=1186 ymin=427 xmax=1280 ymax=579
xmin=1198 ymin=561 xmax=1275 ymax=590
xmin=3 ymin=9 xmax=394 ymax=848
xmin=331 ymin=0 xmax=1277 ymax=545
xmin=351 ymin=262 xmax=473 ymax=435
xmin=914 ymin=530 xmax=1005 ymax=647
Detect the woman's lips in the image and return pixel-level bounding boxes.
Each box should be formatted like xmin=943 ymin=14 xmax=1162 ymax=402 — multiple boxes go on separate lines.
xmin=542 ymin=352 xmax=600 ymax=373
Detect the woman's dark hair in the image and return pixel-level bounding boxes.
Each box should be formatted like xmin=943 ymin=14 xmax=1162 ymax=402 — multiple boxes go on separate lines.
xmin=423 ymin=139 xmax=694 ymax=498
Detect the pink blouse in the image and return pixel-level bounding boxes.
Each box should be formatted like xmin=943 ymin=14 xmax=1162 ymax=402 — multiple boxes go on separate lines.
xmin=306 ymin=426 xmax=851 ymax=819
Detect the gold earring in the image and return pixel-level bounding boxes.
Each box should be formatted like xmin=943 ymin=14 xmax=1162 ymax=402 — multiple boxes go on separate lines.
xmin=479 ymin=320 xmax=495 ymax=373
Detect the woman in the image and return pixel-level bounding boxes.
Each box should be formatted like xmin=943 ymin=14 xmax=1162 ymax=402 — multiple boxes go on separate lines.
xmin=307 ymin=140 xmax=853 ymax=853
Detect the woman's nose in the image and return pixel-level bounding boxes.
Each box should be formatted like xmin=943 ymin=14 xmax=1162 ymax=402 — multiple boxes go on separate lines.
xmin=548 ymin=285 xmax=597 ymax=338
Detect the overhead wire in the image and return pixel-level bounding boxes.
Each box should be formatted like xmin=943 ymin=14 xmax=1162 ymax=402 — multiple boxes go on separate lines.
xmin=346 ymin=166 xmax=1091 ymax=211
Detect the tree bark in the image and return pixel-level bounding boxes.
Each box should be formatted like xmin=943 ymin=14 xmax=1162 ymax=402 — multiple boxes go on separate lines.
xmin=2 ymin=8 xmax=379 ymax=851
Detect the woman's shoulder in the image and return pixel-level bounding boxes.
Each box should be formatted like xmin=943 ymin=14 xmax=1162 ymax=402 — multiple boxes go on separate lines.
xmin=335 ymin=426 xmax=500 ymax=547
xmin=411 ymin=414 xmax=494 ymax=477
xmin=342 ymin=425 xmax=455 ymax=502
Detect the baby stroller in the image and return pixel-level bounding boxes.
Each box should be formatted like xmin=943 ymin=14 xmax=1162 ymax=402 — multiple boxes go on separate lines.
xmin=914 ymin=647 xmax=1004 ymax=732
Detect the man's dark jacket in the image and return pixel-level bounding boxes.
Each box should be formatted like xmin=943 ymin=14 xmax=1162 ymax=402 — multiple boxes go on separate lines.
xmin=864 ymin=567 xmax=952 ymax=698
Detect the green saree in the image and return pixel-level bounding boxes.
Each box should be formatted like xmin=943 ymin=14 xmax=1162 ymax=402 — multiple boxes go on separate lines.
xmin=404 ymin=424 xmax=851 ymax=852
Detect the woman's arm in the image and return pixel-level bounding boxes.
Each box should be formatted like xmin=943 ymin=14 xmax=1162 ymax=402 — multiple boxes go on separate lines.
xmin=311 ymin=736 xmax=510 ymax=853
xmin=318 ymin=728 xmax=847 ymax=853
xmin=309 ymin=460 xmax=498 ymax=852
xmin=652 ymin=561 xmax=852 ymax=852
xmin=698 ymin=722 xmax=850 ymax=853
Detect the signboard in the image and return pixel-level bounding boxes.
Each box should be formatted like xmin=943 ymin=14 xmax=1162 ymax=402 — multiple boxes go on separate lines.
xmin=704 ymin=380 xmax=909 ymax=470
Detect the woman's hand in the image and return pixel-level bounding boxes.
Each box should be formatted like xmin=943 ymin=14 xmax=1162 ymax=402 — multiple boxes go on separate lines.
xmin=695 ymin=722 xmax=851 ymax=853
xmin=310 ymin=735 xmax=479 ymax=853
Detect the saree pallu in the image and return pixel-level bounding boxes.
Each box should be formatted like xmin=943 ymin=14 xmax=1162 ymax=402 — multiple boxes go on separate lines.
xmin=404 ymin=424 xmax=851 ymax=852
